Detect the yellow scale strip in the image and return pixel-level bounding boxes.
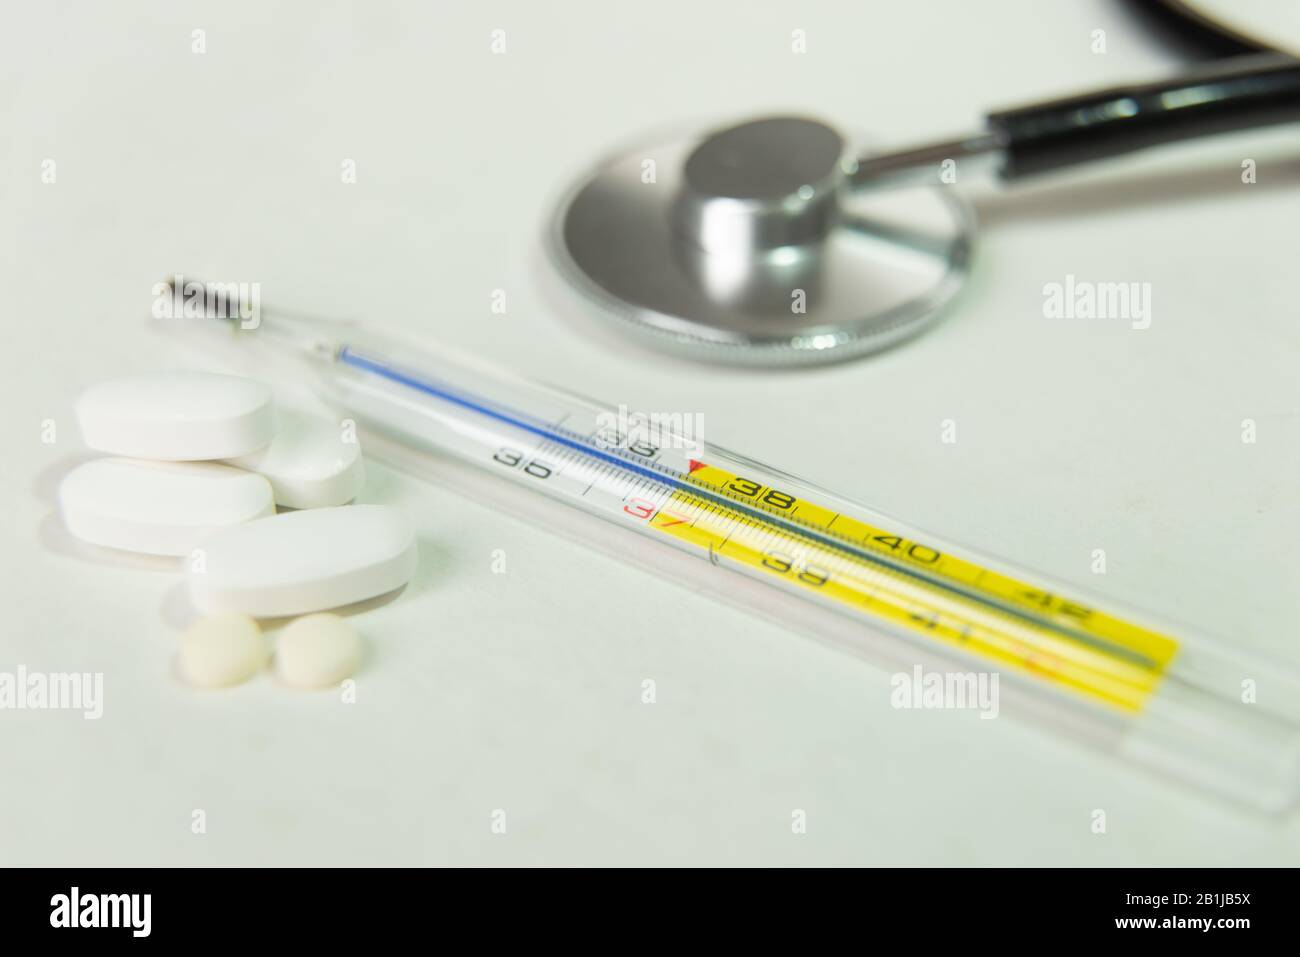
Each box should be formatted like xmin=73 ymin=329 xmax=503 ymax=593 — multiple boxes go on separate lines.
xmin=646 ymin=464 xmax=1179 ymax=713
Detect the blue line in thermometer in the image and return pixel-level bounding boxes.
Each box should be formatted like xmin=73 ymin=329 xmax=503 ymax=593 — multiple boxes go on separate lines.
xmin=337 ymin=345 xmax=1154 ymax=668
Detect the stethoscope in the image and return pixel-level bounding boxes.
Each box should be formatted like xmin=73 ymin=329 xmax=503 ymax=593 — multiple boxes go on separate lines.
xmin=549 ymin=53 xmax=1300 ymax=365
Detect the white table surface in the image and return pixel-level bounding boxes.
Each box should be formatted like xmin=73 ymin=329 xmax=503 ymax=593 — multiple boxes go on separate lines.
xmin=2 ymin=0 xmax=1298 ymax=865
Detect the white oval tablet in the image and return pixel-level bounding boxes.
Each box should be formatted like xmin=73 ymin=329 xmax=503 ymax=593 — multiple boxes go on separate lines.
xmin=188 ymin=505 xmax=417 ymax=617
xmin=59 ymin=458 xmax=275 ymax=556
xmin=76 ymin=371 xmax=276 ymax=460
xmin=225 ymin=410 xmax=364 ymax=509
xmin=179 ymin=612 xmax=267 ymax=688
xmin=276 ymin=613 xmax=362 ymax=689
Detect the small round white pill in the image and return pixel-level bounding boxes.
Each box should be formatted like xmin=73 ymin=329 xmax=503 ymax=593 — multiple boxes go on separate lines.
xmin=59 ymin=458 xmax=275 ymax=556
xmin=188 ymin=504 xmax=417 ymax=617
xmin=76 ymin=370 xmax=276 ymax=460
xmin=225 ymin=410 xmax=364 ymax=509
xmin=178 ymin=612 xmax=267 ymax=689
xmin=276 ymin=613 xmax=362 ymax=689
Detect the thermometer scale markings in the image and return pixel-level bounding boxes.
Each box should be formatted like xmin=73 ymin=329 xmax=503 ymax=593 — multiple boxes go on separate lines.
xmin=645 ymin=485 xmax=1166 ymax=712
xmin=339 ymin=346 xmax=1177 ymax=713
xmin=681 ymin=463 xmax=1178 ymax=669
xmin=597 ymin=453 xmax=1171 ymax=712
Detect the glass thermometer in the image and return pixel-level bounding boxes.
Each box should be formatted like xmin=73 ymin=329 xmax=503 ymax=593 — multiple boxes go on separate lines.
xmin=183 ymin=296 xmax=1300 ymax=812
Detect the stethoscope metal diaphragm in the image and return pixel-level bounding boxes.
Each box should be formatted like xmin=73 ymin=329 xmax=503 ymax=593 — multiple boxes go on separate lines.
xmin=549 ymin=116 xmax=977 ymax=366
xmin=550 ymin=57 xmax=1300 ymax=365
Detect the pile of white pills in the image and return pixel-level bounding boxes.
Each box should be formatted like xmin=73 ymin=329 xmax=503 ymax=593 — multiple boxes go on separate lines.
xmin=60 ymin=370 xmax=418 ymax=691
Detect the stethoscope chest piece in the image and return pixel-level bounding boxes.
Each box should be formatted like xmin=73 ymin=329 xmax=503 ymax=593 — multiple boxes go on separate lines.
xmin=550 ymin=116 xmax=976 ymax=365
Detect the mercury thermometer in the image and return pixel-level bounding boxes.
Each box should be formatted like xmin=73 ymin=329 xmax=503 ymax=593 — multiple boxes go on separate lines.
xmin=191 ymin=298 xmax=1300 ymax=812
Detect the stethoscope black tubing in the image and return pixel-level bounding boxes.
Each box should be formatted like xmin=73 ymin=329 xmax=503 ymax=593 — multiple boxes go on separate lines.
xmin=987 ymin=53 xmax=1300 ymax=179
xmin=1127 ymin=0 xmax=1272 ymax=59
